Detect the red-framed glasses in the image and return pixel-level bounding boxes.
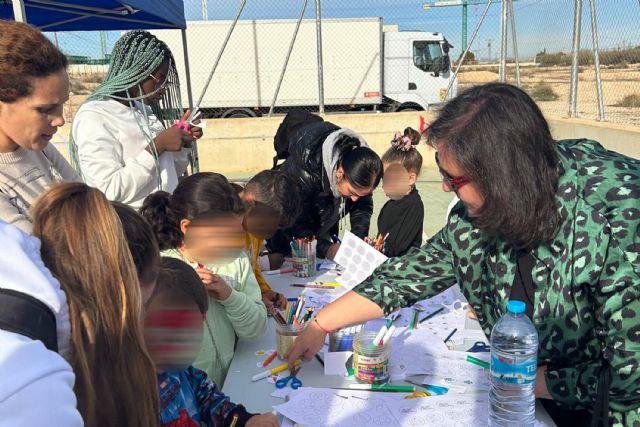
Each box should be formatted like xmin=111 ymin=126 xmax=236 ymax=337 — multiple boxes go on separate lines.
xmin=435 ymin=151 xmax=470 ymax=192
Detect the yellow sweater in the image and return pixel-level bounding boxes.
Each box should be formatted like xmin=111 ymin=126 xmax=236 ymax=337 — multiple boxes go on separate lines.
xmin=244 ymin=232 xmax=272 ymax=293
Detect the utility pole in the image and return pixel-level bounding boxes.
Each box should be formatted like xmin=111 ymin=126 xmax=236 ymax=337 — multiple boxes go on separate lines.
xmin=201 ymin=0 xmax=208 ymax=20
xmin=423 ymin=0 xmax=519 ymax=57
xmin=99 ymin=31 xmax=107 ymax=60
xmin=487 ymin=38 xmax=493 ymax=61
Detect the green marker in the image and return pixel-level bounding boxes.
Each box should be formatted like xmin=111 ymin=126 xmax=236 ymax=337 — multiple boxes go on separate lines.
xmin=348 ymin=384 xmax=416 ymax=393
xmin=466 ymin=355 xmax=490 ymax=369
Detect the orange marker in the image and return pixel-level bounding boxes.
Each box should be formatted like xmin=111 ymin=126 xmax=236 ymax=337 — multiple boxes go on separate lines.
xmin=262 ymin=351 xmax=278 ymax=367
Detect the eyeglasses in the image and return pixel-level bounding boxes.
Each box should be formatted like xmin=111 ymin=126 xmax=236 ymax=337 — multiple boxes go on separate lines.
xmin=435 ymin=151 xmax=470 ymax=192
xmin=148 ymin=73 xmax=167 ymax=90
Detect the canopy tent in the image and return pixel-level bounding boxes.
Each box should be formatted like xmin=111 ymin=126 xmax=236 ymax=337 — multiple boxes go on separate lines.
xmin=1 ymin=0 xmax=185 ymax=31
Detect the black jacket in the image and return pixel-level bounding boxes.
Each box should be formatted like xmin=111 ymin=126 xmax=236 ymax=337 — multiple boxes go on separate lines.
xmin=377 ymin=187 xmax=424 ymax=257
xmin=269 ymin=111 xmax=374 ymax=258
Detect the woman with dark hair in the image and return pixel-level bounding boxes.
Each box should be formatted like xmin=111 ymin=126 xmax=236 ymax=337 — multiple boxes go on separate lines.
xmin=287 ymin=83 xmax=640 ymax=425
xmin=270 ymin=110 xmax=383 ymax=260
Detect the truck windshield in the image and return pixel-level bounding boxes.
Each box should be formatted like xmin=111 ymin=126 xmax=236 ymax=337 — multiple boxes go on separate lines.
xmin=413 ymin=41 xmax=446 ymax=73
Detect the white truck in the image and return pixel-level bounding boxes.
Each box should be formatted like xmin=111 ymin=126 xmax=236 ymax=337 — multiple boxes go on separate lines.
xmin=153 ymin=17 xmax=457 ymax=118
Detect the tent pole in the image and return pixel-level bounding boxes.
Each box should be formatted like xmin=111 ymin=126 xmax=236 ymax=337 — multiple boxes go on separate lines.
xmin=12 ymin=0 xmax=27 ymax=21
xmin=181 ymin=28 xmax=199 ymax=174
xmin=181 ymin=29 xmax=194 ymax=110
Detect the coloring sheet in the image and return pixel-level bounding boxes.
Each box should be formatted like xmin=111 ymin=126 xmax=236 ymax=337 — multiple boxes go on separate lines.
xmin=334 ymin=231 xmax=388 ymax=290
xmin=274 ymin=387 xmax=399 ymax=427
xmin=390 ymin=347 xmax=490 ymax=389
xmin=386 ymin=393 xmax=490 ymax=427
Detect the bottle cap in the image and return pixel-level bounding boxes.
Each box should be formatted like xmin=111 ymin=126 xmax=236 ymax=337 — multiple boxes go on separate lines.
xmin=507 ymin=300 xmax=526 ymax=314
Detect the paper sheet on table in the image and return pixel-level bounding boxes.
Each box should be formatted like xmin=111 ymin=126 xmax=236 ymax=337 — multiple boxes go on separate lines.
xmin=323 ymin=351 xmax=353 ymax=376
xmin=299 ymin=290 xmax=339 ymax=314
xmin=279 ymin=416 xmax=295 ymax=427
xmin=318 ymin=260 xmax=339 ymax=270
xmin=273 ymin=387 xmax=404 ymax=427
xmin=386 ymin=394 xmax=490 ymax=426
xmin=334 ymin=231 xmax=388 ymax=290
xmin=391 ymin=346 xmax=490 ymax=389
xmin=382 ymin=305 xmax=467 ymax=344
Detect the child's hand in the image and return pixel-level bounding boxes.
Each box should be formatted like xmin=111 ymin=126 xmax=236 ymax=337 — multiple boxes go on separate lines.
xmin=246 ymin=413 xmax=279 ymax=427
xmin=325 ymin=243 xmax=341 ymax=261
xmin=262 ymin=290 xmax=287 ymax=311
xmin=196 ymin=268 xmax=233 ymax=301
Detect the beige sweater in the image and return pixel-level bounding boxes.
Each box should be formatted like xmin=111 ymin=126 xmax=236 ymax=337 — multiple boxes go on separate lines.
xmin=0 ymin=144 xmax=79 ymax=233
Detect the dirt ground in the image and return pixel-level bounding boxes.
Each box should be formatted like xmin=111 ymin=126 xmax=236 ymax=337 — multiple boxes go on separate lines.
xmin=457 ymin=64 xmax=640 ymax=127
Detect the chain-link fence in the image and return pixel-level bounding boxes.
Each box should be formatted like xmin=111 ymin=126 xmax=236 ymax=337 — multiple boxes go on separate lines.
xmin=49 ymin=0 xmax=640 ymax=127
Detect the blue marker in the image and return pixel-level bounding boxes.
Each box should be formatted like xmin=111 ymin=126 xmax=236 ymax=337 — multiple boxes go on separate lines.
xmin=332 ymin=234 xmax=342 ymax=244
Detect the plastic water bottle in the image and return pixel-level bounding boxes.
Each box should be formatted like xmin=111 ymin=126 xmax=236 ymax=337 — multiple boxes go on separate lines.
xmin=488 ymin=300 xmax=539 ymax=426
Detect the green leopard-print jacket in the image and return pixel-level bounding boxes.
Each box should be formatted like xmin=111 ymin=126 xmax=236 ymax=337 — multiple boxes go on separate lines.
xmin=353 ymin=139 xmax=640 ymax=425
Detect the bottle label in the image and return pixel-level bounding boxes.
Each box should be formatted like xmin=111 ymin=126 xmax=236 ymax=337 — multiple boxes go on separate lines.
xmin=491 ymin=352 xmax=537 ymax=385
xmin=354 ymin=353 xmax=389 ymax=383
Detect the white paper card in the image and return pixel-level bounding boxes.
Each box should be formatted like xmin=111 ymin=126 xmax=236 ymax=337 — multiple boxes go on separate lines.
xmin=334 ymin=231 xmax=388 ymax=290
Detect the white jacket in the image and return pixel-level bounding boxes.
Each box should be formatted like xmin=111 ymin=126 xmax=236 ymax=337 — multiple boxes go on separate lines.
xmin=72 ymin=98 xmax=191 ymax=209
xmin=0 ymin=221 xmax=83 ymax=426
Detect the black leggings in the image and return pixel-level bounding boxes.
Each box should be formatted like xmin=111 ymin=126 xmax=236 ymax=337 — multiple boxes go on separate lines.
xmin=540 ymin=399 xmax=593 ymax=426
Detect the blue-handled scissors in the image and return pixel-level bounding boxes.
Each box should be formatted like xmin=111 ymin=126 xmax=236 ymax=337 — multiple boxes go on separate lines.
xmin=468 ymin=341 xmax=490 ymax=353
xmin=275 ymin=365 xmax=302 ymax=389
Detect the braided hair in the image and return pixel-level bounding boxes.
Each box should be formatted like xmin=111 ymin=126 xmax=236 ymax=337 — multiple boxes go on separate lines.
xmin=70 ymin=31 xmax=184 ymax=187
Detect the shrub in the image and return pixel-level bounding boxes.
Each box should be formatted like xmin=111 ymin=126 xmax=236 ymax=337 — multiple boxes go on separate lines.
xmin=617 ymin=94 xmax=640 ymax=108
xmin=530 ymin=82 xmax=559 ymax=102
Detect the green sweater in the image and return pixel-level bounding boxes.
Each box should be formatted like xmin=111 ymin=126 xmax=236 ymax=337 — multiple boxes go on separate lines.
xmin=163 ymin=249 xmax=267 ymax=386
xmin=353 ymin=139 xmax=640 ymax=424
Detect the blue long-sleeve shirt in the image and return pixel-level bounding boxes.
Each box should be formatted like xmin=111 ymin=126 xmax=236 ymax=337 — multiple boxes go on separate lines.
xmin=158 ymin=366 xmax=254 ymax=427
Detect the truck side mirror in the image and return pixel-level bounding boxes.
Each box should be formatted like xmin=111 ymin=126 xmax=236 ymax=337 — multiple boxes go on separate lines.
xmin=441 ymin=55 xmax=451 ymax=73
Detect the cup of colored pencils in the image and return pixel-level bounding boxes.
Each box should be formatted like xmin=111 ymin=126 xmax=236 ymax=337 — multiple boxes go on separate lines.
xmin=329 ymin=324 xmax=364 ymax=352
xmin=290 ymin=236 xmax=317 ymax=278
xmin=363 ymin=233 xmax=389 ymax=255
xmin=273 ymin=295 xmax=315 ymax=359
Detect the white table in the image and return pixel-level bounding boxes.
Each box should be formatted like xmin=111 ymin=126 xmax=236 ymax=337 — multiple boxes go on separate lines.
xmin=222 ymin=269 xmax=556 ymax=426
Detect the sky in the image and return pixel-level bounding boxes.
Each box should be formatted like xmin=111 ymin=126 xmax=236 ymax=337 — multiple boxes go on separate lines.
xmin=50 ymin=0 xmax=640 ymax=61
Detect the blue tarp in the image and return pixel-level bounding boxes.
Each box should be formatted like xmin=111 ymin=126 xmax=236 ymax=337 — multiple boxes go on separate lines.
xmin=0 ymin=0 xmax=185 ymax=31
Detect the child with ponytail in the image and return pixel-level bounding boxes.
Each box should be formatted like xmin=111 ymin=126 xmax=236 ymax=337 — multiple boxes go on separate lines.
xmin=141 ymin=172 xmax=267 ymax=387
xmin=377 ymin=127 xmax=425 ymax=257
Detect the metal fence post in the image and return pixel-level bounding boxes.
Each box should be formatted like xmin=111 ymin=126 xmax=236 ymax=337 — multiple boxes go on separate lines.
xmin=499 ymin=0 xmax=508 ymax=82
xmin=588 ymin=0 xmax=605 ymax=121
xmin=508 ymin=0 xmax=521 ymax=87
xmin=569 ymin=0 xmax=583 ymax=118
xmin=315 ymin=0 xmax=325 ymax=114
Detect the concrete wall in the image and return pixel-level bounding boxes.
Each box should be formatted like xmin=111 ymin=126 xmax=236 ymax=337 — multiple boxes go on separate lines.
xmin=54 ymin=111 xmax=640 ymax=177
xmin=195 ymin=111 xmax=640 ymax=176
xmin=195 ymin=111 xmax=434 ymax=177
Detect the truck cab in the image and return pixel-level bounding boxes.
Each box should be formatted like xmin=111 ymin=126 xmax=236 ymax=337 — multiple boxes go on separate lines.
xmin=383 ymin=31 xmax=457 ymax=111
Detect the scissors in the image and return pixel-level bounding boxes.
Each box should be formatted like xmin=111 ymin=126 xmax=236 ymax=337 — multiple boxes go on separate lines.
xmin=275 ymin=365 xmax=302 ymax=389
xmin=467 ymin=341 xmax=490 ymax=353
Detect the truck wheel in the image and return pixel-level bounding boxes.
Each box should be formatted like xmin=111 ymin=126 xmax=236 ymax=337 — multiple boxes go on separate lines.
xmin=221 ymin=108 xmax=257 ymax=119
